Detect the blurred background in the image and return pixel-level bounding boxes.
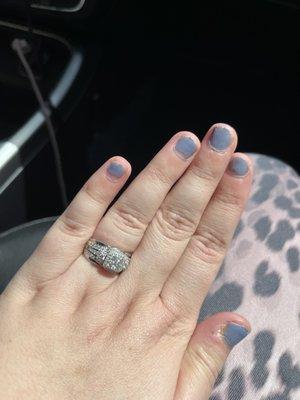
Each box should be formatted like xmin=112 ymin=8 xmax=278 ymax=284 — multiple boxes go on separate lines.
xmin=0 ymin=0 xmax=299 ymax=233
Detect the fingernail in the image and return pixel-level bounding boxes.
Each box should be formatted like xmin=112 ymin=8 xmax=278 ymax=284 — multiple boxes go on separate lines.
xmin=222 ymin=323 xmax=249 ymax=348
xmin=107 ymin=162 xmax=125 ymax=179
xmin=209 ymin=126 xmax=232 ymax=152
xmin=174 ymin=137 xmax=197 ymax=160
xmin=228 ymin=157 xmax=249 ymax=177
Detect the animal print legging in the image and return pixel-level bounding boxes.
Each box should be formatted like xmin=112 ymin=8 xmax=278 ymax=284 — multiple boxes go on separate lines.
xmin=200 ymin=154 xmax=300 ymax=400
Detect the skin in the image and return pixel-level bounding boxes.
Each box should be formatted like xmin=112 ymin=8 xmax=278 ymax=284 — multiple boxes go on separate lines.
xmin=0 ymin=123 xmax=252 ymax=400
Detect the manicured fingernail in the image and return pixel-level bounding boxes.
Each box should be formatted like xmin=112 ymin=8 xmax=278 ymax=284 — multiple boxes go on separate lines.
xmin=174 ymin=136 xmax=197 ymax=160
xmin=209 ymin=126 xmax=232 ymax=152
xmin=107 ymin=162 xmax=125 ymax=179
xmin=222 ymin=323 xmax=249 ymax=348
xmin=228 ymin=157 xmax=249 ymax=177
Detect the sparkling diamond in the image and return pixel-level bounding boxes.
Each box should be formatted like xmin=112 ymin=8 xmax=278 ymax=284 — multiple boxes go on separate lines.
xmin=87 ymin=241 xmax=109 ymax=264
xmin=103 ymin=247 xmax=130 ymax=273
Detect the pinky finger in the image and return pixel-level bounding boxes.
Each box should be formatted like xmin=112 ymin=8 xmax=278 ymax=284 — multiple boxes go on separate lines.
xmin=11 ymin=157 xmax=131 ymax=296
xmin=174 ymin=312 xmax=251 ymax=400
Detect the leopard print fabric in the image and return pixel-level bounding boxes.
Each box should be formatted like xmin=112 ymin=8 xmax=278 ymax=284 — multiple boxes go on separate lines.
xmin=199 ymin=154 xmax=300 ymax=400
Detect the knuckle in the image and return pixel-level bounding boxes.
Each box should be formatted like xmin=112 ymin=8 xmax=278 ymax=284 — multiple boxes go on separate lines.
xmin=154 ymin=205 xmax=198 ymax=241
xmin=110 ymin=204 xmax=148 ymax=235
xmin=188 ymin=344 xmax=221 ymax=385
xmin=58 ymin=214 xmax=90 ymax=239
xmin=191 ymin=164 xmax=219 ymax=185
xmin=146 ymin=165 xmax=174 ymax=186
xmin=190 ymin=227 xmax=227 ymax=265
xmin=216 ymin=188 xmax=244 ymax=210
xmin=83 ymin=181 xmax=106 ymax=206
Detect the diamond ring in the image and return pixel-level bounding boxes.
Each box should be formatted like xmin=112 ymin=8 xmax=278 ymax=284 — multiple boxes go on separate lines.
xmin=84 ymin=239 xmax=131 ymax=274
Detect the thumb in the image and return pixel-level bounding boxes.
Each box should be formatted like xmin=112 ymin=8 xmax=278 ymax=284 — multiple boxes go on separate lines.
xmin=174 ymin=312 xmax=250 ymax=400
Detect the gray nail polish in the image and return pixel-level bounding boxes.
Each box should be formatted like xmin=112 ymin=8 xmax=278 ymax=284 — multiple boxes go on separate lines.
xmin=228 ymin=157 xmax=249 ymax=177
xmin=209 ymin=127 xmax=232 ymax=152
xmin=175 ymin=137 xmax=197 ymax=159
xmin=223 ymin=323 xmax=249 ymax=348
xmin=107 ymin=162 xmax=125 ymax=179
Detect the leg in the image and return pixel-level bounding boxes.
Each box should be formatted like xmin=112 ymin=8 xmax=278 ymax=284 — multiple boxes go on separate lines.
xmin=200 ymin=154 xmax=300 ymax=400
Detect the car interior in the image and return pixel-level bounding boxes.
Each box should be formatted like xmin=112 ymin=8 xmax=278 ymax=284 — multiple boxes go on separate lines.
xmin=0 ymin=0 xmax=299 ymax=291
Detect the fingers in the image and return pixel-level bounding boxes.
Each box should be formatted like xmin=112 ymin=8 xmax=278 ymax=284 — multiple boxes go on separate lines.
xmin=174 ymin=313 xmax=250 ymax=400
xmin=82 ymin=132 xmax=200 ymax=296
xmin=124 ymin=124 xmax=237 ymax=295
xmin=13 ymin=157 xmax=131 ymax=293
xmin=91 ymin=132 xmax=200 ymax=253
xmin=161 ymin=154 xmax=253 ymax=318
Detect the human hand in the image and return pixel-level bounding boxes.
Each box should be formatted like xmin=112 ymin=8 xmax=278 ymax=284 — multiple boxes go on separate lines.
xmin=0 ymin=124 xmax=252 ymax=400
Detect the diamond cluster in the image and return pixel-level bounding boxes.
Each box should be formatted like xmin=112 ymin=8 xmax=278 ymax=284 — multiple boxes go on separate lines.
xmin=103 ymin=247 xmax=130 ymax=273
xmin=86 ymin=240 xmax=109 ymax=265
xmin=85 ymin=240 xmax=131 ymax=274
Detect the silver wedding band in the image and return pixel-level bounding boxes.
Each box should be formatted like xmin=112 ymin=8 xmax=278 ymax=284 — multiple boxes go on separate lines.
xmin=84 ymin=239 xmax=131 ymax=274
